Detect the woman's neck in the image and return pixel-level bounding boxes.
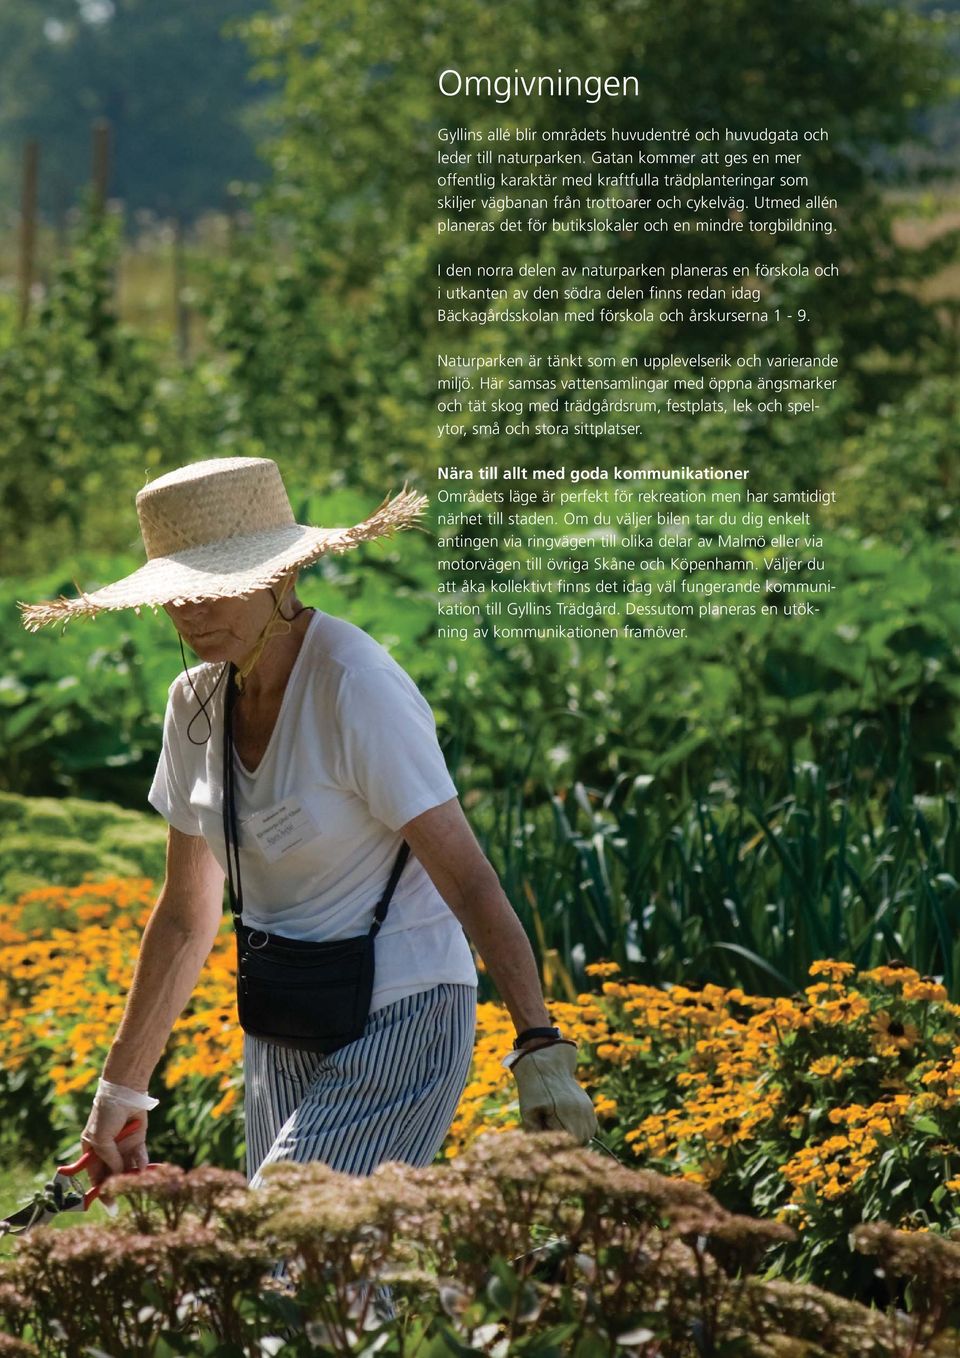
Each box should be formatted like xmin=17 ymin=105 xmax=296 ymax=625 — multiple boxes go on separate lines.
xmin=235 ymin=606 xmax=314 ymax=706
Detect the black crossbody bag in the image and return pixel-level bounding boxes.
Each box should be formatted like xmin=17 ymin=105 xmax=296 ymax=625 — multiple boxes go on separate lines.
xmin=222 ymin=662 xmax=409 ymax=1053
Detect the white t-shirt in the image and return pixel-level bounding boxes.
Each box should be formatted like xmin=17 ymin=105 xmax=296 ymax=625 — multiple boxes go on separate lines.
xmin=148 ymin=610 xmax=478 ymax=1011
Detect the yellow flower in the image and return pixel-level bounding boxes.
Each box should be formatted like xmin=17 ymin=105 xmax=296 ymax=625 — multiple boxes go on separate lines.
xmin=809 ymin=1056 xmax=853 ymax=1080
xmin=814 ymin=993 xmax=870 ymax=1025
xmin=211 ymin=1087 xmax=238 ymax=1118
xmin=808 ymin=960 xmax=856 ymax=981
xmin=595 ymin=1042 xmax=634 ymax=1065
xmin=902 ymin=979 xmax=948 ymax=1003
xmin=859 ymin=964 xmax=919 ymax=988
xmin=871 ymin=1011 xmax=919 ymax=1052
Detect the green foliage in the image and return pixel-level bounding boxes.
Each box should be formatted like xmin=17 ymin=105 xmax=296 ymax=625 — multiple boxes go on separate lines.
xmin=824 ymin=375 xmax=960 ymax=543
xmin=1 ymin=6 xmax=957 ymax=779
xmin=0 ymin=208 xmax=154 ymax=571
xmin=0 ymin=209 xmax=254 ymax=575
xmin=4 ymin=691 xmax=960 ymax=983
xmin=3 ymin=503 xmax=960 ymax=803
xmin=474 ymin=736 xmax=960 ymax=999
xmin=0 ymin=577 xmax=170 ymax=802
xmin=0 ymin=792 xmax=166 ymax=897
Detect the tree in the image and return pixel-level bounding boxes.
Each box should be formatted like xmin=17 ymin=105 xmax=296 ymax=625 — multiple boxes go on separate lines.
xmin=0 ymin=0 xmax=272 ymax=221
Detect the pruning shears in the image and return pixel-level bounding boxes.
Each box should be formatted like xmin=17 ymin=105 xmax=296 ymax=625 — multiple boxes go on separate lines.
xmin=0 ymin=1117 xmax=158 ymax=1237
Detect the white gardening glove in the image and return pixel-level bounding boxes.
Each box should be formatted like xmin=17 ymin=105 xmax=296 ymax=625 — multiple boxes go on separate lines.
xmin=80 ymin=1079 xmax=157 ymax=1187
xmin=506 ymin=1041 xmax=598 ymax=1144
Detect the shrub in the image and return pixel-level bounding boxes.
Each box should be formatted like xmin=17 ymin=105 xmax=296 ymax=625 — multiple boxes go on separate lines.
xmin=5 ymin=1133 xmax=960 ymax=1356
xmin=0 ymin=794 xmax=167 ymax=898
xmin=0 ymin=208 xmax=250 ymax=579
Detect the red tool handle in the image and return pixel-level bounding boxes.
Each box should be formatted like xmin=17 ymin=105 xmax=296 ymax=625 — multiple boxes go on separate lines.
xmin=58 ymin=1117 xmax=151 ymax=1209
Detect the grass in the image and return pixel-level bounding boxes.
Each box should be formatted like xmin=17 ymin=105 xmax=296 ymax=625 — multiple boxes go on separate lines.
xmin=0 ymin=1161 xmax=44 ymax=1209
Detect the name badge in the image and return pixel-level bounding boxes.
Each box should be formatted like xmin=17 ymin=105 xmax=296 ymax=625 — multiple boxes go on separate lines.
xmin=242 ymin=798 xmax=320 ymax=863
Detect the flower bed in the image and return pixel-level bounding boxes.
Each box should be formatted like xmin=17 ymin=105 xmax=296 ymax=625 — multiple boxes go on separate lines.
xmin=0 ymin=879 xmax=243 ymax=1169
xmin=445 ymin=961 xmax=960 ymax=1299
xmin=3 ymin=879 xmax=960 ymax=1301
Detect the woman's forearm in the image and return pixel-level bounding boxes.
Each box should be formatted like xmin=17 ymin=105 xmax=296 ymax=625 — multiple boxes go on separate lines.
xmin=399 ymin=800 xmax=554 ymax=1037
xmin=456 ymin=879 xmax=552 ymax=1035
xmin=101 ymin=898 xmax=219 ymax=1092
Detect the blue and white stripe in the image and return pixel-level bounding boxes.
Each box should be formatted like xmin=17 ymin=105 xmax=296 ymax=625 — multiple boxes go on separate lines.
xmin=244 ymin=982 xmax=477 ymax=1185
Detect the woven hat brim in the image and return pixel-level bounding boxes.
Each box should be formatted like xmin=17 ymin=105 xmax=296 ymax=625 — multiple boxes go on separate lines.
xmin=20 ymin=489 xmax=427 ymax=630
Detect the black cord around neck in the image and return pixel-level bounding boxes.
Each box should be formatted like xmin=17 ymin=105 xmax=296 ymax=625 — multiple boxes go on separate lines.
xmin=179 ymin=634 xmax=229 ymax=746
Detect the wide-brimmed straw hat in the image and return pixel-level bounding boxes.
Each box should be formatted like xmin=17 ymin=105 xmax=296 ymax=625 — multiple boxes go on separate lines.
xmin=20 ymin=457 xmax=427 ymax=631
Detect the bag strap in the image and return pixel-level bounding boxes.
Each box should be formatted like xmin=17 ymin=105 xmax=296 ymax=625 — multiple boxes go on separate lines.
xmin=221 ymin=658 xmax=409 ymax=934
xmin=221 ymin=663 xmax=244 ymax=922
xmin=369 ymin=841 xmax=410 ymax=938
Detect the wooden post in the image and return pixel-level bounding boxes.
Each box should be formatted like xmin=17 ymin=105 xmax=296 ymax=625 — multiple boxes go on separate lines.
xmin=55 ymin=177 xmax=69 ymax=260
xmin=18 ymin=140 xmax=39 ymax=327
xmin=92 ymin=118 xmax=111 ymax=213
xmin=173 ymin=215 xmax=191 ymax=360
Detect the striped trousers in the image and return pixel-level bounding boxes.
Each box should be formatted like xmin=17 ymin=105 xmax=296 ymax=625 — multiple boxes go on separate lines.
xmin=244 ymin=982 xmax=477 ymax=1185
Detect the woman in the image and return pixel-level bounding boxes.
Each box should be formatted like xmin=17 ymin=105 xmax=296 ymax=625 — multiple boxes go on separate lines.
xmin=22 ymin=456 xmax=596 ymax=1189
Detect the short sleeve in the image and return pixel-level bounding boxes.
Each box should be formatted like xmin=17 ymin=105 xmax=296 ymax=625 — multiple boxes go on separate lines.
xmin=335 ymin=665 xmax=457 ymax=831
xmin=148 ymin=681 xmax=204 ymax=836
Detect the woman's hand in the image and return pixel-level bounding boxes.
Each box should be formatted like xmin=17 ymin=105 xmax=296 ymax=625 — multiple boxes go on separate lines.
xmin=81 ymin=1089 xmax=151 ymax=1187
xmin=508 ymin=1041 xmax=598 ymax=1144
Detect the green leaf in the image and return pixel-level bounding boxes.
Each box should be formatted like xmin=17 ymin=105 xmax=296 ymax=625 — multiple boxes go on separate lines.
xmin=573 ymin=1334 xmax=611 ymax=1358
xmin=911 ymin=1116 xmax=942 ymax=1136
